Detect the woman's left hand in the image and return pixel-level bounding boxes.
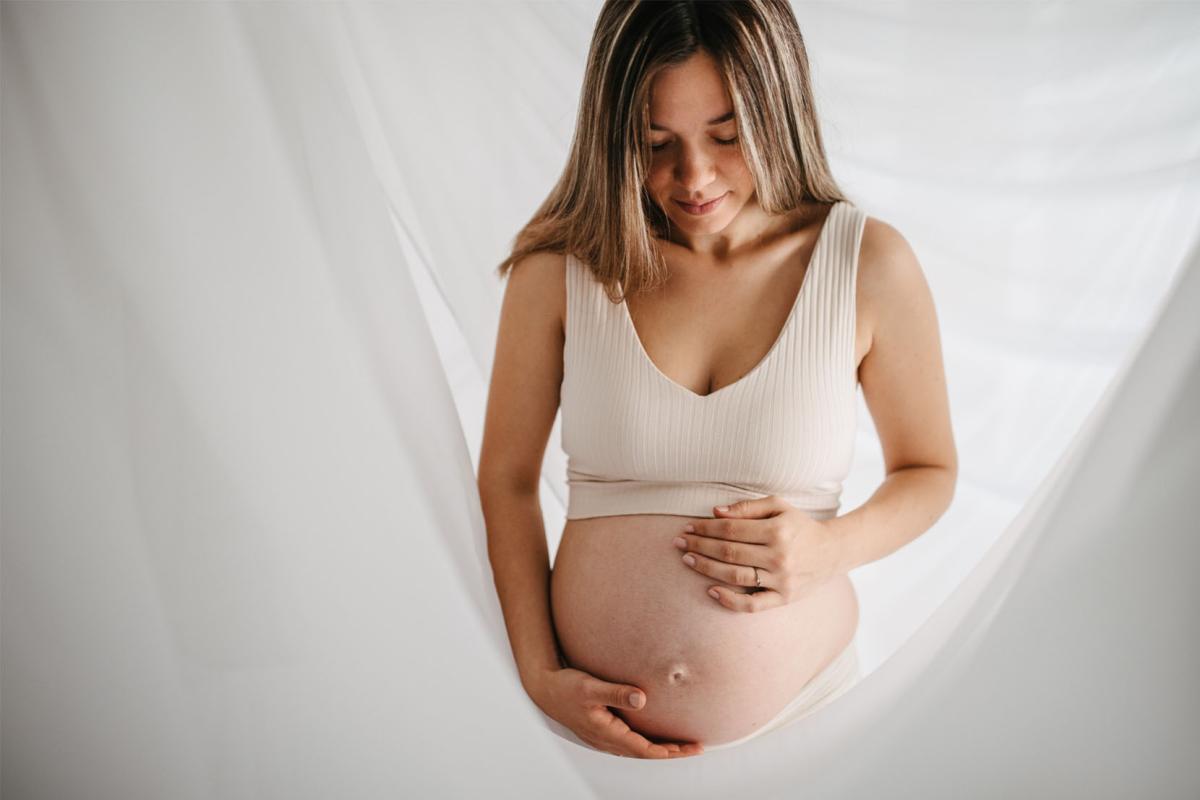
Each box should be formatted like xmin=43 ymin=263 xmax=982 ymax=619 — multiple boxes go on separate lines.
xmin=672 ymin=495 xmax=848 ymax=613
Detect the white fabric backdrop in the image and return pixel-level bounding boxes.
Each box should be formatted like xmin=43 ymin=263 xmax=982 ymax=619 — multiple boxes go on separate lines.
xmin=3 ymin=1 xmax=1198 ymax=797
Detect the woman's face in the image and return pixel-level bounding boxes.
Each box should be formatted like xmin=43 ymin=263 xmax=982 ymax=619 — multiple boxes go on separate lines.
xmin=643 ymin=50 xmax=756 ymax=238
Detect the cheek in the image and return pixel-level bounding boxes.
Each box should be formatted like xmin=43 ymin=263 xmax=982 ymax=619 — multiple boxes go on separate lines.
xmin=646 ymin=162 xmax=670 ymax=187
xmin=644 ymin=167 xmax=673 ymax=203
xmin=721 ymin=151 xmax=753 ymax=184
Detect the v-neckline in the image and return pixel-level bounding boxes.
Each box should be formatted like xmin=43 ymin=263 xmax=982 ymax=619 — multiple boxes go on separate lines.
xmin=620 ymin=201 xmax=842 ymax=401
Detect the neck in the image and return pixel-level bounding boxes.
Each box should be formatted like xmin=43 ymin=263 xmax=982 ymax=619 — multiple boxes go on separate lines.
xmin=660 ymin=197 xmax=816 ymax=262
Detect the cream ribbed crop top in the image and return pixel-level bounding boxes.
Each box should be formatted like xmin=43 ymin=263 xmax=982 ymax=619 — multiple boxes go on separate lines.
xmin=561 ymin=200 xmax=867 ymax=521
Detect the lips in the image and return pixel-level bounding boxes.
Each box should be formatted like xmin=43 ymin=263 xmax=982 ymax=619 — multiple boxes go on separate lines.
xmin=674 ymin=192 xmax=728 ymax=215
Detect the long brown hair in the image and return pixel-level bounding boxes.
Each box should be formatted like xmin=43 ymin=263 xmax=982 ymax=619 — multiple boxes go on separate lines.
xmin=495 ymin=0 xmax=849 ymax=302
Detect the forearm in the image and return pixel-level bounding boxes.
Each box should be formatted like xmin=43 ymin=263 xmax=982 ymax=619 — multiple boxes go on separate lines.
xmin=827 ymin=465 xmax=957 ymax=573
xmin=478 ymin=482 xmax=564 ymax=690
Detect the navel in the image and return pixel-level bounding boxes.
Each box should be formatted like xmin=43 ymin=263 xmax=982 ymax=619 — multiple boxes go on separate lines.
xmin=665 ymin=662 xmax=690 ymax=685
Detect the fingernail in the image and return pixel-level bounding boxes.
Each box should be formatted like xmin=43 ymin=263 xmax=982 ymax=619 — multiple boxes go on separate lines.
xmin=715 ymin=505 xmax=728 ymax=513
xmin=708 ymin=588 xmax=720 ymax=599
xmin=630 ymin=692 xmax=644 ymax=708
xmin=682 ymin=554 xmax=696 ymax=566
xmin=672 ymin=536 xmax=687 ymax=549
xmin=683 ymin=523 xmax=695 ymax=533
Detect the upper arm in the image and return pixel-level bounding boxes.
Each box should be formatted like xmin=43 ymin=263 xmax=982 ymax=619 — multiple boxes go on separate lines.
xmin=477 ymin=250 xmax=567 ymax=496
xmin=857 ymin=218 xmax=958 ymax=477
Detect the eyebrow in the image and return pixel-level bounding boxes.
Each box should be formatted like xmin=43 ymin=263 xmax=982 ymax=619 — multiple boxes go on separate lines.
xmin=649 ymin=110 xmax=735 ymax=131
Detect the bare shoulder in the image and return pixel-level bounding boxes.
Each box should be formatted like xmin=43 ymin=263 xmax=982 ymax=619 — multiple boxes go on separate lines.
xmin=856 ymin=215 xmax=935 ymax=352
xmin=503 ymin=249 xmax=568 ymax=336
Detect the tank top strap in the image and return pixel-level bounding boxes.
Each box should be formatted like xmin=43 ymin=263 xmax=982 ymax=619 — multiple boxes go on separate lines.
xmin=564 ymin=252 xmax=588 ymax=350
xmin=801 ymin=201 xmax=868 ymax=375
xmin=564 ymin=252 xmax=619 ymax=374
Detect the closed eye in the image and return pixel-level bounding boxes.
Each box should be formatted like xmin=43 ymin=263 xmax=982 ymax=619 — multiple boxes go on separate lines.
xmin=651 ymin=136 xmax=739 ymax=153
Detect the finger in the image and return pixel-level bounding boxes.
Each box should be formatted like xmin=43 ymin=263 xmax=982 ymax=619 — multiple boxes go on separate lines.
xmin=709 ymin=585 xmax=785 ymax=613
xmin=595 ymin=714 xmax=671 ymax=758
xmin=580 ymin=735 xmax=615 ymax=755
xmin=627 ymin=732 xmax=675 ymax=759
xmin=682 ymin=550 xmax=760 ymax=588
xmin=676 ymin=533 xmax=775 ymax=571
xmin=587 ymin=737 xmax=650 ymax=759
xmin=688 ymin=515 xmax=774 ymax=545
xmin=585 ymin=677 xmax=646 ymax=710
xmin=631 ymin=736 xmax=704 ymax=759
xmin=713 ymin=495 xmax=786 ymax=518
xmin=644 ymin=733 xmax=704 ymax=757
xmin=668 ymin=743 xmax=705 ymax=758
xmin=586 ymin=695 xmax=705 ymax=759
xmin=652 ymin=738 xmax=705 ymax=757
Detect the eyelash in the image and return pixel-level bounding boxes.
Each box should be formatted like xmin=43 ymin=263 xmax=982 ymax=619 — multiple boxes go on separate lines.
xmin=650 ymin=136 xmax=739 ymax=152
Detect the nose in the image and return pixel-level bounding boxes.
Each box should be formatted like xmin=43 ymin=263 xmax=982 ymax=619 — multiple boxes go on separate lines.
xmin=673 ymin=143 xmax=717 ymax=194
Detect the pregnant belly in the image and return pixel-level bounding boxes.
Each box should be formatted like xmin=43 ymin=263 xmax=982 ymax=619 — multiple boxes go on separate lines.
xmin=549 ymin=513 xmax=860 ymax=747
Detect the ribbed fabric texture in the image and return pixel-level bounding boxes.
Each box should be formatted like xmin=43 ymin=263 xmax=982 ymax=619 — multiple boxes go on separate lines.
xmin=561 ymin=200 xmax=867 ymax=520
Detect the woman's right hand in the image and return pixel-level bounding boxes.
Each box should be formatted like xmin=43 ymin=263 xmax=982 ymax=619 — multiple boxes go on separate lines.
xmin=527 ymin=667 xmax=705 ymax=759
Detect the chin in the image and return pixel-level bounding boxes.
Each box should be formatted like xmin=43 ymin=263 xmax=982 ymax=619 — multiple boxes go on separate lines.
xmin=672 ymin=209 xmax=734 ymax=230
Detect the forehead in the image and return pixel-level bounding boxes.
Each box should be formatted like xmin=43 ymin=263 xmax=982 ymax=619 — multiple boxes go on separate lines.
xmin=647 ymin=52 xmax=733 ymax=128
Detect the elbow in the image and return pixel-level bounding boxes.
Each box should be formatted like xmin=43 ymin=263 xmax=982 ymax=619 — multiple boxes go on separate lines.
xmin=937 ymin=459 xmax=958 ymax=511
xmin=930 ymin=439 xmax=959 ymax=505
xmin=477 ymin=467 xmax=542 ymax=518
xmin=478 ymin=469 xmax=540 ymax=500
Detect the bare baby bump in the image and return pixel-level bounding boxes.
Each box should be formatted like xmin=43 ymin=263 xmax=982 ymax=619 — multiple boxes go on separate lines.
xmin=549 ymin=513 xmax=859 ymax=746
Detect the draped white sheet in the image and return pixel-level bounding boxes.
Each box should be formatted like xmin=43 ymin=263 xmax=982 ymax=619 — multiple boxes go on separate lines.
xmin=3 ymin=2 xmax=1198 ymax=797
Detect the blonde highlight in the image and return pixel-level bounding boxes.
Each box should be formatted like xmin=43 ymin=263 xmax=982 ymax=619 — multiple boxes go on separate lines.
xmin=495 ymin=0 xmax=850 ymax=302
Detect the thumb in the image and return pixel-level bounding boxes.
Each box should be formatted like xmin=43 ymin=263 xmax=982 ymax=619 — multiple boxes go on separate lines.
xmin=586 ymin=676 xmax=646 ymax=709
xmin=714 ymin=495 xmax=781 ymax=517
xmin=612 ymin=683 xmax=645 ymax=710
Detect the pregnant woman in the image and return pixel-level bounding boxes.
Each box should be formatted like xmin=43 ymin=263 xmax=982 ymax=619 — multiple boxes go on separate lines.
xmin=477 ymin=0 xmax=957 ymax=758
